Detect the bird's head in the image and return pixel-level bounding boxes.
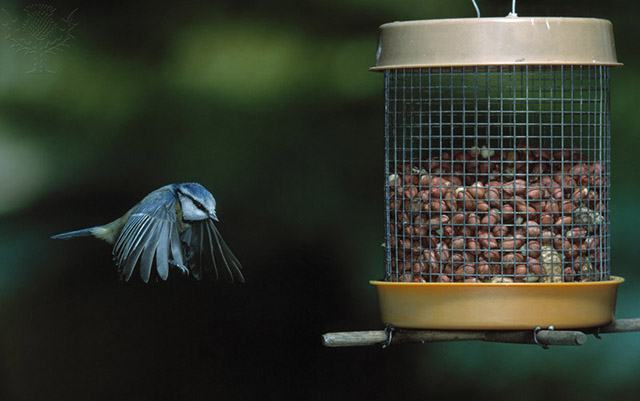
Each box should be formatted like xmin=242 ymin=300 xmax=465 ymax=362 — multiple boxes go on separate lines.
xmin=175 ymin=182 xmax=218 ymax=222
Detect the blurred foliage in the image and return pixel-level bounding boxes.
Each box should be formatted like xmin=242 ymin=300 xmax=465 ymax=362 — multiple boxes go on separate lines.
xmin=0 ymin=0 xmax=639 ymax=400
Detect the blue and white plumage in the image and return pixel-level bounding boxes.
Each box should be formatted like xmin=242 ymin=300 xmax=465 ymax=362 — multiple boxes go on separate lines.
xmin=51 ymin=183 xmax=244 ymax=283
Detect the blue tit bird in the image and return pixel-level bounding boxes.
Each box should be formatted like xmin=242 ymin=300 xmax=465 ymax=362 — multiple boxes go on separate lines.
xmin=51 ymin=183 xmax=244 ymax=283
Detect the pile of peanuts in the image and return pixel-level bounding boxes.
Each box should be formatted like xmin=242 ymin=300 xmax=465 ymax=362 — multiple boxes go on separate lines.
xmin=387 ymin=144 xmax=607 ymax=283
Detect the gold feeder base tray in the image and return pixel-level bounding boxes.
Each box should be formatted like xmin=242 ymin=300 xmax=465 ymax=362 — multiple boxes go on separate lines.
xmin=371 ymin=277 xmax=624 ymax=330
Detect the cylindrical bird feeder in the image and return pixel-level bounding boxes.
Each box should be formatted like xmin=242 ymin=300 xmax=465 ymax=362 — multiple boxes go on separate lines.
xmin=370 ymin=16 xmax=624 ymax=329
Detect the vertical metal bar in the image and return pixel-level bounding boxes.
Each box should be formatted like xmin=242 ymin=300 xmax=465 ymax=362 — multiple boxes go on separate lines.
xmin=570 ymin=65 xmax=577 ymax=282
xmin=383 ymin=70 xmax=392 ymax=280
xmin=606 ymin=66 xmax=612 ymax=280
xmin=577 ymin=65 xmax=586 ymax=281
xmin=417 ymin=68 xmax=424 ymax=281
xmin=587 ymin=65 xmax=594 ymax=280
xmin=523 ymin=65 xmax=532 ymax=282
xmin=400 ymin=69 xmax=407 ymax=280
xmin=427 ymin=67 xmax=434 ymax=281
xmin=514 ymin=66 xmax=522 ymax=280
xmin=437 ymin=67 xmax=444 ymax=278
xmin=561 ymin=65 xmax=567 ymax=282
xmin=602 ymin=66 xmax=611 ymax=280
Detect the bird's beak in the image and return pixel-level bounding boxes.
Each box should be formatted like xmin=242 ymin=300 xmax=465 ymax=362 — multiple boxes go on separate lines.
xmin=210 ymin=212 xmax=219 ymax=222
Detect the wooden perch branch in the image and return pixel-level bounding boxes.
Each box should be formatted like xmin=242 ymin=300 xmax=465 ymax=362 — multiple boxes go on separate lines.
xmin=322 ymin=318 xmax=640 ymax=348
xmin=598 ymin=318 xmax=640 ymax=333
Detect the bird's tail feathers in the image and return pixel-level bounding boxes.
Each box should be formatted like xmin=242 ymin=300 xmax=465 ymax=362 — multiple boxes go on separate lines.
xmin=51 ymin=227 xmax=97 ymax=240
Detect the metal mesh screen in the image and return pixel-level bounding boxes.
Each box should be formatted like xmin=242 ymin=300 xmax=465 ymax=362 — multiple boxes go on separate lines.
xmin=384 ymin=65 xmax=611 ymax=283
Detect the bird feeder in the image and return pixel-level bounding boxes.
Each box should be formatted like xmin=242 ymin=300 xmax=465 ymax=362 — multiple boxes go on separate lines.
xmin=370 ymin=16 xmax=624 ymax=330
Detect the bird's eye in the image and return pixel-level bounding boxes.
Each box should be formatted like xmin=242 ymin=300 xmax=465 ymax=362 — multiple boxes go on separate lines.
xmin=193 ymin=200 xmax=205 ymax=211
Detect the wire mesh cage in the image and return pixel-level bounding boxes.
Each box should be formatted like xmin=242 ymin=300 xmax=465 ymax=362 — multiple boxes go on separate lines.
xmin=370 ymin=17 xmax=623 ymax=329
xmin=384 ymin=65 xmax=611 ymax=283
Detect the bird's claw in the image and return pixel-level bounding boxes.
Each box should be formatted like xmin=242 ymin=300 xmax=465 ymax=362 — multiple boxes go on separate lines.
xmin=169 ymin=260 xmax=190 ymax=275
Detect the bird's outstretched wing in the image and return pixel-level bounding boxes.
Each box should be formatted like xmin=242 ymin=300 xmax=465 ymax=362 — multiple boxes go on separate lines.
xmin=182 ymin=219 xmax=244 ymax=283
xmin=113 ymin=188 xmax=185 ymax=282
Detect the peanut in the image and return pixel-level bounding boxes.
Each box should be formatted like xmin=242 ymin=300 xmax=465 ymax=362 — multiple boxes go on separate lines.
xmin=502 ymin=236 xmax=526 ymax=250
xmin=478 ymin=232 xmax=498 ymax=249
xmin=490 ymin=276 xmax=514 ymax=283
xmin=492 ymin=225 xmax=510 ymax=238
xmin=467 ymin=182 xmax=486 ymax=199
xmin=476 ymin=201 xmax=490 ymax=212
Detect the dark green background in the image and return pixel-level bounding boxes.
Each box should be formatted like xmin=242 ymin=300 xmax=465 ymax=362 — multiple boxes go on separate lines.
xmin=0 ymin=0 xmax=638 ymax=400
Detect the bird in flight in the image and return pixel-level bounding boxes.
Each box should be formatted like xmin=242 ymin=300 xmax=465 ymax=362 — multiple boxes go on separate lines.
xmin=51 ymin=183 xmax=244 ymax=283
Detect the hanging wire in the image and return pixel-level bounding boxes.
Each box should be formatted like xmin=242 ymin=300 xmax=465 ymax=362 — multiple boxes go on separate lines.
xmin=471 ymin=0 xmax=481 ymax=18
xmin=508 ymin=0 xmax=518 ymax=17
xmin=473 ymin=0 xmax=517 ymax=18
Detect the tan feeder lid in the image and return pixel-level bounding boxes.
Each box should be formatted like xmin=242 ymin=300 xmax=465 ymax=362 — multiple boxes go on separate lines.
xmin=372 ymin=16 xmax=621 ymax=70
